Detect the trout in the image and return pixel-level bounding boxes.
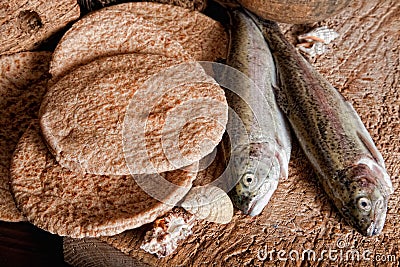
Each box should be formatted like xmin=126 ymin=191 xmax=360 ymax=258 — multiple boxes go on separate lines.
xmin=222 ymin=9 xmax=291 ymax=216
xmin=248 ymin=12 xmax=393 ymax=236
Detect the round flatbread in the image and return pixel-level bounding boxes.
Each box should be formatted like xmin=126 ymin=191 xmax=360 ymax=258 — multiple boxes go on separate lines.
xmin=105 ymin=2 xmax=228 ymax=61
xmin=10 ymin=121 xmax=198 ymax=238
xmin=40 ymin=53 xmax=228 ymax=175
xmin=50 ymin=9 xmax=191 ymax=79
xmin=0 ymin=51 xmax=51 ymax=222
xmin=50 ymin=2 xmax=227 ymax=79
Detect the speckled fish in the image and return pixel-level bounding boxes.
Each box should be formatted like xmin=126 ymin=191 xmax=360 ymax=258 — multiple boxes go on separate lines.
xmin=222 ymin=9 xmax=291 ymax=216
xmin=248 ymin=12 xmax=394 ymax=236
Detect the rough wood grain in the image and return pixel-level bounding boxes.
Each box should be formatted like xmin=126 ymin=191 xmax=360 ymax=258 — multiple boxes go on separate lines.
xmin=64 ymin=237 xmax=150 ymax=267
xmin=0 ymin=51 xmax=51 ymax=222
xmin=0 ymin=0 xmax=80 ymax=55
xmin=64 ymin=0 xmax=399 ymax=265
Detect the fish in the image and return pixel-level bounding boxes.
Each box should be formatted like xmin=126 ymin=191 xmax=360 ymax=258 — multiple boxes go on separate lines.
xmin=221 ymin=9 xmax=292 ymax=216
xmin=247 ymin=11 xmax=394 ymax=236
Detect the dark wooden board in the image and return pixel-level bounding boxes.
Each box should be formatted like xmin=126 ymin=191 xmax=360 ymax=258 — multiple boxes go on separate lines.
xmin=0 ymin=221 xmax=68 ymax=267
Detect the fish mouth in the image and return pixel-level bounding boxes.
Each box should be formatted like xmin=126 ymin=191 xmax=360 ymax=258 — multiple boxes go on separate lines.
xmin=245 ymin=189 xmax=275 ymax=216
xmin=364 ymin=214 xmax=386 ymax=236
xmin=365 ymin=222 xmax=381 ymax=236
xmin=362 ymin=198 xmax=388 ymax=236
xmin=243 ymin=179 xmax=278 ymax=216
xmin=359 ymin=211 xmax=386 ymax=236
xmin=245 ymin=201 xmax=258 ymax=216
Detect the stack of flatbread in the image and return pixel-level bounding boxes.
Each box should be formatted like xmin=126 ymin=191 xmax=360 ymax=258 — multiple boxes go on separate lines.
xmin=2 ymin=1 xmax=229 ymax=245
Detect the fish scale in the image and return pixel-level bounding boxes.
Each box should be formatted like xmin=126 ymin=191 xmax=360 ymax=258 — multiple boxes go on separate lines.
xmin=247 ymin=11 xmax=393 ymax=236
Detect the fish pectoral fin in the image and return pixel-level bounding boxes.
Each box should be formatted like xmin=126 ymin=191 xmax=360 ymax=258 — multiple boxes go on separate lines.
xmin=275 ymin=146 xmax=289 ymax=180
xmin=344 ymin=101 xmax=386 ymax=169
xmin=356 ymin=130 xmax=386 ymax=169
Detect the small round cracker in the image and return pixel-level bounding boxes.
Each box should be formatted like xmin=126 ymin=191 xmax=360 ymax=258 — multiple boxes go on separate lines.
xmin=40 ymin=53 xmax=228 ymax=176
xmin=10 ymin=121 xmax=197 ymax=238
xmin=50 ymin=2 xmax=227 ymax=79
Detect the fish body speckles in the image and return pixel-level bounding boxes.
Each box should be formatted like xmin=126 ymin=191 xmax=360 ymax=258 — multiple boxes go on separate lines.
xmin=247 ymin=11 xmax=393 ymax=236
xmin=223 ymin=9 xmax=291 ymax=216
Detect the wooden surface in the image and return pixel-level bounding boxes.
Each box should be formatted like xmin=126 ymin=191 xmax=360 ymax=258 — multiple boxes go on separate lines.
xmin=64 ymin=0 xmax=400 ymax=266
xmin=64 ymin=237 xmax=149 ymax=267
xmin=0 ymin=221 xmax=67 ymax=267
xmin=0 ymin=0 xmax=398 ymax=266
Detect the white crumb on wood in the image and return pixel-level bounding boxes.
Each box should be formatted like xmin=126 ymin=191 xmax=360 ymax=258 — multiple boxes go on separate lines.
xmin=140 ymin=209 xmax=196 ymax=258
xmin=297 ymin=26 xmax=339 ymax=57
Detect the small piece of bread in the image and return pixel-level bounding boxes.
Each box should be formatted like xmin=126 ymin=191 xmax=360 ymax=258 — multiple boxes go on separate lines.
xmin=40 ymin=53 xmax=228 ymax=176
xmin=0 ymin=51 xmax=51 ymax=222
xmin=0 ymin=0 xmax=80 ymax=55
xmin=10 ymin=121 xmax=198 ymax=238
xmin=50 ymin=2 xmax=228 ymax=79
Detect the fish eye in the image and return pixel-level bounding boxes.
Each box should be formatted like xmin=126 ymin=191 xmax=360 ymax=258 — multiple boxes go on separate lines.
xmin=357 ymin=197 xmax=372 ymax=212
xmin=242 ymin=173 xmax=255 ymax=187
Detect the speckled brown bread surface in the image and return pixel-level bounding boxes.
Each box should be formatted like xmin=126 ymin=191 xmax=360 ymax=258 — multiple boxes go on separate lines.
xmin=0 ymin=0 xmax=80 ymax=55
xmin=42 ymin=53 xmax=182 ymax=176
xmin=50 ymin=2 xmax=228 ymax=79
xmin=49 ymin=8 xmax=191 ymax=80
xmin=105 ymin=2 xmax=228 ymax=62
xmin=238 ymin=0 xmax=352 ymax=24
xmin=41 ymin=53 xmax=227 ymax=176
xmin=64 ymin=0 xmax=399 ymax=266
xmin=0 ymin=51 xmax=51 ymax=222
xmin=10 ymin=121 xmax=198 ymax=238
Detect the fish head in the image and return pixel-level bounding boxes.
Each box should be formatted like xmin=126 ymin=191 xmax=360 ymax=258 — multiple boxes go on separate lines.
xmin=339 ymin=160 xmax=392 ymax=236
xmin=229 ymin=143 xmax=280 ymax=216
